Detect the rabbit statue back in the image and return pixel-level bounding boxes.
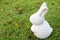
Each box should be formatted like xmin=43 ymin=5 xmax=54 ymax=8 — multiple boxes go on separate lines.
xmin=29 ymin=2 xmax=53 ymax=39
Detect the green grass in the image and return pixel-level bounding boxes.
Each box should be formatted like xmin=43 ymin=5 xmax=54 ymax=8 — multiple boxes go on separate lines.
xmin=0 ymin=0 xmax=60 ymax=40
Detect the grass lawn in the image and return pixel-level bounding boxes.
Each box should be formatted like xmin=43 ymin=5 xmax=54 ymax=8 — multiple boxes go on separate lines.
xmin=0 ymin=0 xmax=60 ymax=40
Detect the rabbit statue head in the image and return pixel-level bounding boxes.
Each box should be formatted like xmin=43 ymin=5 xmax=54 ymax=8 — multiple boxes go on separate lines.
xmin=30 ymin=2 xmax=48 ymax=25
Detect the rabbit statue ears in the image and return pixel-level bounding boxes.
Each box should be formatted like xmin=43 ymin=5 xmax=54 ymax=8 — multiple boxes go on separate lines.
xmin=37 ymin=2 xmax=48 ymax=16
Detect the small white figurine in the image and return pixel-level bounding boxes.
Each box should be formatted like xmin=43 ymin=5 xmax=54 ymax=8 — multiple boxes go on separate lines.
xmin=29 ymin=2 xmax=53 ymax=39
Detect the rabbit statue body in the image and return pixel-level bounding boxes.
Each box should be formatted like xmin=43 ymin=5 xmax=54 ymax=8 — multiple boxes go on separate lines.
xmin=29 ymin=2 xmax=53 ymax=39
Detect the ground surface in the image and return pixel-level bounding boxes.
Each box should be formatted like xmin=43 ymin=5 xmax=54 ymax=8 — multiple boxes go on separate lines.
xmin=0 ymin=0 xmax=60 ymax=40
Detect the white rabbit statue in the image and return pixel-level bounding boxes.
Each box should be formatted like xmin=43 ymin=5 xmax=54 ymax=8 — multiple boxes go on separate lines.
xmin=29 ymin=2 xmax=53 ymax=39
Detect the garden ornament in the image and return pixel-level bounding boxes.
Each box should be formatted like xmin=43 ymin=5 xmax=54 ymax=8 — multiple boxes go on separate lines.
xmin=29 ymin=2 xmax=53 ymax=39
